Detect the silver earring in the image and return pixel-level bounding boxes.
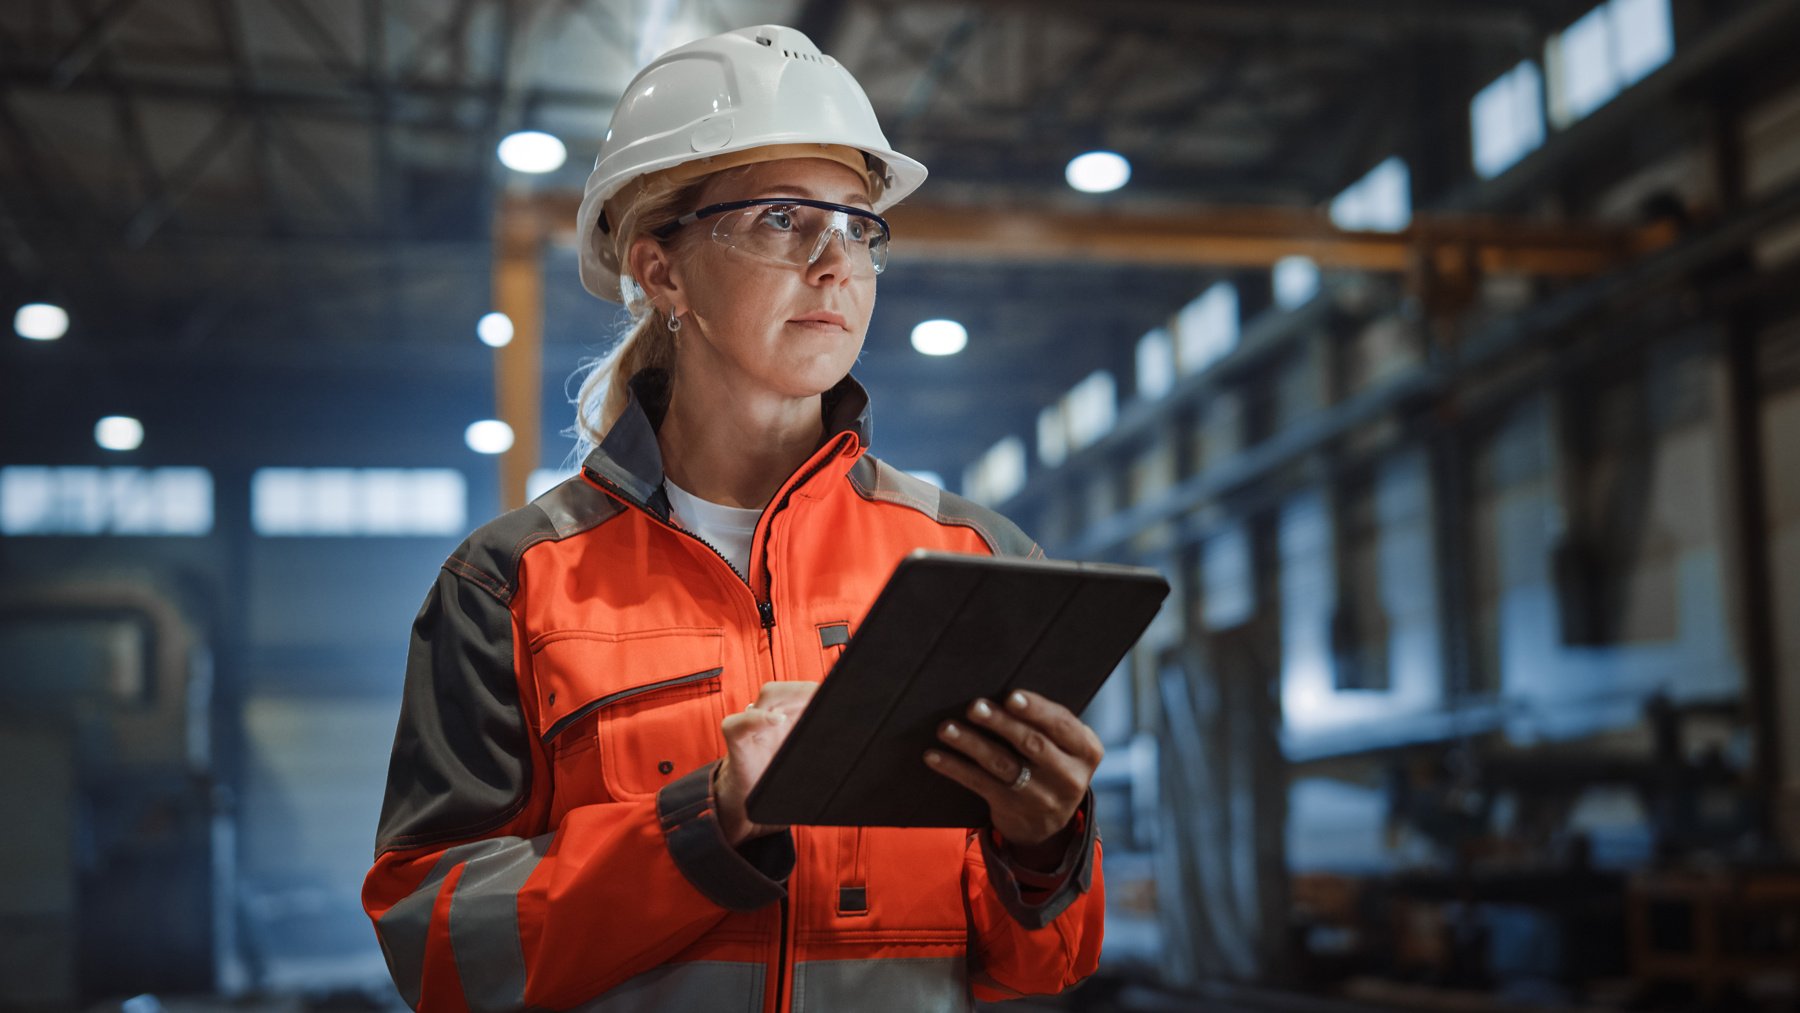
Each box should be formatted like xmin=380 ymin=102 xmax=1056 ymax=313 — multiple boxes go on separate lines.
xmin=667 ymin=314 xmax=682 ymax=333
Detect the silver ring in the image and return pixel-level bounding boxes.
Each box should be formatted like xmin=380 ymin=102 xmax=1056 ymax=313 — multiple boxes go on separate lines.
xmin=1009 ymin=765 xmax=1032 ymax=791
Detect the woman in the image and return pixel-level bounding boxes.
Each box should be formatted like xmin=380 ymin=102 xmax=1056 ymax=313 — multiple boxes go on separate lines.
xmin=363 ymin=25 xmax=1105 ymax=1011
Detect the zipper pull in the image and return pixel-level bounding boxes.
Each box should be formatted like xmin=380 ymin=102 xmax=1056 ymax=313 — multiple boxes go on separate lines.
xmin=758 ymin=600 xmax=776 ymax=630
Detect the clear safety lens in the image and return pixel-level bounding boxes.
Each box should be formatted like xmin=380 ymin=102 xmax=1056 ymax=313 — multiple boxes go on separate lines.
xmin=709 ymin=202 xmax=888 ymax=276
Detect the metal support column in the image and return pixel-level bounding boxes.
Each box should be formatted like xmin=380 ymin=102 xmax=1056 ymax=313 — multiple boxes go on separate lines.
xmin=493 ymin=192 xmax=544 ymax=512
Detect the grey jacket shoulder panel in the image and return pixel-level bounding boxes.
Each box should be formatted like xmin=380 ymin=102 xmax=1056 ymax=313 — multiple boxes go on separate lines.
xmin=846 ymin=456 xmax=1043 ymax=560
xmin=443 ymin=474 xmax=626 ymax=604
xmin=374 ymin=475 xmax=625 ymax=856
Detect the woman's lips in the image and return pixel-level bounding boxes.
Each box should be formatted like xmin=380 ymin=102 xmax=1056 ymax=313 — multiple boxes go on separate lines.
xmin=790 ymin=311 xmax=848 ymax=330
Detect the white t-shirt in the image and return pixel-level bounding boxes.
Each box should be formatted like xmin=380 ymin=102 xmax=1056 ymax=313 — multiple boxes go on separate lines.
xmin=663 ymin=477 xmax=762 ymax=581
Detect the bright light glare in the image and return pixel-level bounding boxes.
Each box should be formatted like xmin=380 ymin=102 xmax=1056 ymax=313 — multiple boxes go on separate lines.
xmin=497 ymin=131 xmax=567 ymax=174
xmin=465 ymin=419 xmax=515 ymax=455
xmin=911 ymin=319 xmax=967 ymax=356
xmin=1065 ymin=151 xmax=1131 ymax=193
xmin=1273 ymin=256 xmax=1321 ymax=309
xmin=95 ymin=416 xmax=144 ymax=451
xmin=477 ymin=312 xmax=515 ymax=348
xmin=15 ymin=302 xmax=69 ymax=341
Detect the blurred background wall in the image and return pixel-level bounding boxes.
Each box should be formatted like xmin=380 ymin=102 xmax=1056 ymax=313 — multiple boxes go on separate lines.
xmin=2 ymin=0 xmax=1799 ymax=1009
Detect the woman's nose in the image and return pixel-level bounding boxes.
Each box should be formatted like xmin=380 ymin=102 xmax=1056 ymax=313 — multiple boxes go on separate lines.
xmin=804 ymin=226 xmax=858 ymax=283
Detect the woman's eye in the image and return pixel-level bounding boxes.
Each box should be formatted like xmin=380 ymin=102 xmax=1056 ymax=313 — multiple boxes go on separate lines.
xmin=760 ymin=208 xmax=795 ymax=230
xmin=847 ymin=221 xmax=868 ymax=242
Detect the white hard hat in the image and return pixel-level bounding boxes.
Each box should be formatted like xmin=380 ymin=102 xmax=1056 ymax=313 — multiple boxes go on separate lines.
xmin=576 ymin=24 xmax=928 ymax=303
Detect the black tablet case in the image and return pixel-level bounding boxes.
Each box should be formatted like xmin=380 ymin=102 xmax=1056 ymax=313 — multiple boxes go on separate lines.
xmin=745 ymin=550 xmax=1170 ymax=828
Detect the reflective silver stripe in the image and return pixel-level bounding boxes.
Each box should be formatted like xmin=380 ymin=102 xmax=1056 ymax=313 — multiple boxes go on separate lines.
xmin=376 ymin=839 xmax=508 ymax=1008
xmin=448 ymin=835 xmax=549 ymax=1011
xmin=792 ymin=957 xmax=971 ymax=1013
xmin=570 ymin=961 xmax=765 ymax=1012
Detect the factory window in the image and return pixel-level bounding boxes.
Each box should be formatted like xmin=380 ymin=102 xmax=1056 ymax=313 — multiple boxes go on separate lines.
xmin=527 ymin=468 xmax=576 ymax=501
xmin=1200 ymin=524 xmax=1255 ymax=630
xmin=0 ymin=466 xmax=213 ymax=535
xmin=1065 ymin=371 xmax=1119 ymax=452
xmin=1329 ymin=157 xmax=1412 ymax=232
xmin=1273 ymin=256 xmax=1321 ymax=310
xmin=1547 ymin=0 xmax=1675 ymax=129
xmin=1038 ymin=403 xmax=1069 ymax=467
xmin=251 ymin=468 xmax=465 ymax=536
xmin=962 ymin=436 xmax=1027 ymax=506
xmin=1175 ymin=282 xmax=1239 ymax=375
xmin=1136 ymin=327 xmax=1176 ymax=400
xmin=1471 ymin=61 xmax=1547 ymax=179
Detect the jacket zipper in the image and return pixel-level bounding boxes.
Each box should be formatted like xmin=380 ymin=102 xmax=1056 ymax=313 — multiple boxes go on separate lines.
xmin=584 ymin=468 xmax=761 ymax=597
xmin=587 ymin=443 xmax=848 ymax=1013
xmin=757 ymin=444 xmax=843 ymax=1013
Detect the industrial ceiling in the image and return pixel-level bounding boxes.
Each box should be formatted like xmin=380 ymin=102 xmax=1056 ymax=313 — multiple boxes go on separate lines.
xmin=1 ymin=0 xmax=1644 ymax=481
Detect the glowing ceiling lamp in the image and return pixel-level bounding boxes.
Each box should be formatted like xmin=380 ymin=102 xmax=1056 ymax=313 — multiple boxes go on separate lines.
xmin=1065 ymin=151 xmax=1131 ymax=193
xmin=497 ymin=131 xmax=567 ymax=174
xmin=465 ymin=419 xmax=515 ymax=455
xmin=15 ymin=302 xmax=69 ymax=340
xmin=477 ymin=312 xmax=514 ymax=348
xmin=911 ymin=319 xmax=968 ymax=356
xmin=95 ymin=415 xmax=144 ymax=451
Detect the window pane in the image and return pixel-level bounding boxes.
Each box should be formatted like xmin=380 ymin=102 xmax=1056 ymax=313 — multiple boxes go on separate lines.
xmin=1274 ymin=256 xmax=1321 ymax=310
xmin=1175 ymin=283 xmax=1239 ymax=374
xmin=1552 ymin=6 xmax=1618 ymax=127
xmin=250 ymin=467 xmax=466 ymax=536
xmin=1135 ymin=328 xmax=1175 ymax=400
xmin=1331 ymin=157 xmax=1412 ymax=232
xmin=1472 ymin=62 xmax=1546 ymax=178
xmin=1612 ymin=0 xmax=1673 ymax=85
xmin=0 ymin=466 xmax=213 ymax=535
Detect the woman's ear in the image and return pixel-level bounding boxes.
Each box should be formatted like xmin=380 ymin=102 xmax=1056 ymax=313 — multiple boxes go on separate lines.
xmin=626 ymin=235 xmax=683 ymax=316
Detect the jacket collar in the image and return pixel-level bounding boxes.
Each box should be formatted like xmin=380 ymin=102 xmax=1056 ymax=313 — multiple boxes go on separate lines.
xmin=582 ymin=368 xmax=872 ymax=512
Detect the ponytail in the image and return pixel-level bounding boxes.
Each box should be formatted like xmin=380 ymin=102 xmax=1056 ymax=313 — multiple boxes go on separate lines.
xmin=568 ymin=173 xmax=715 ymax=459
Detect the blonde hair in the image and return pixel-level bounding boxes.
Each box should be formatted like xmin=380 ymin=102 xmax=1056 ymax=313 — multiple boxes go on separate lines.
xmin=568 ymin=153 xmax=881 ymax=459
xmin=568 ymin=173 xmax=713 ymax=457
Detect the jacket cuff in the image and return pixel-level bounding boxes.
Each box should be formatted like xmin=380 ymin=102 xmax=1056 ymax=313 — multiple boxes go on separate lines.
xmin=657 ymin=761 xmax=793 ymax=911
xmin=979 ymin=790 xmax=1097 ymax=930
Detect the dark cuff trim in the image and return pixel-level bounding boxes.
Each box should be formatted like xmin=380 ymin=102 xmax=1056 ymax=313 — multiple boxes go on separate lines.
xmin=979 ymin=790 xmax=1097 ymax=929
xmin=657 ymin=761 xmax=793 ymax=912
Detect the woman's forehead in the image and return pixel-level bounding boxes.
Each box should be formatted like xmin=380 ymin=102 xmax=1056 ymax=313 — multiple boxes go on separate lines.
xmin=704 ymin=158 xmax=873 ymax=207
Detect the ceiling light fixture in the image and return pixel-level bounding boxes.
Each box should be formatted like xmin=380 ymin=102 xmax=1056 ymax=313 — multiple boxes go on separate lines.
xmin=95 ymin=416 xmax=144 ymax=451
xmin=1065 ymin=151 xmax=1131 ymax=193
xmin=497 ymin=131 xmax=567 ymax=174
xmin=477 ymin=312 xmax=515 ymax=348
xmin=15 ymin=302 xmax=69 ymax=341
xmin=465 ymin=419 xmax=515 ymax=455
xmin=911 ymin=319 xmax=968 ymax=356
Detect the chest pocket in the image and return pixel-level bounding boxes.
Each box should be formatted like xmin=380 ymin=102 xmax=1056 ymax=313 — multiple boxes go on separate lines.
xmin=534 ymin=627 xmax=726 ymax=802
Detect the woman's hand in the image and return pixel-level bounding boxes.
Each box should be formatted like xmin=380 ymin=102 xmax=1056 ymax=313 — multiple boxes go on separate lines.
xmin=715 ymin=681 xmax=817 ymax=847
xmin=924 ymin=690 xmax=1104 ymax=863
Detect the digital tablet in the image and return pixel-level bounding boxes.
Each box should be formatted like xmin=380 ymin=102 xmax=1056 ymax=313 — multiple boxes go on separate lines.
xmin=745 ymin=550 xmax=1170 ymax=828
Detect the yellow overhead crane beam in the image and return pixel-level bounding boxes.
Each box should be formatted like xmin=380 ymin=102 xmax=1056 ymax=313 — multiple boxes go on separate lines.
xmin=491 ymin=192 xmax=1673 ymax=509
xmin=884 ymin=203 xmax=1674 ymax=277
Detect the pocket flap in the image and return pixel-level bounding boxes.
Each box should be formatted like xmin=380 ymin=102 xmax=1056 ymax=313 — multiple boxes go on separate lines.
xmin=532 ymin=627 xmax=725 ymax=741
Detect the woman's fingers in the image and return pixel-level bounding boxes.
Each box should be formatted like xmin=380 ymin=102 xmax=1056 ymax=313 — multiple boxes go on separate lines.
xmin=982 ymin=691 xmax=1105 ymax=767
xmin=922 ymin=746 xmax=1026 ymax=805
xmin=935 ymin=718 xmax=1032 ymax=786
xmin=751 ymin=680 xmax=817 ymax=719
xmin=717 ymin=682 xmax=819 ymax=847
xmin=925 ymin=691 xmax=1106 ymax=848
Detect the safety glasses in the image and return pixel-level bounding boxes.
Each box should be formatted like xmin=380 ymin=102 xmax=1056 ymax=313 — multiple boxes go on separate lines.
xmin=653 ymin=198 xmax=890 ymax=276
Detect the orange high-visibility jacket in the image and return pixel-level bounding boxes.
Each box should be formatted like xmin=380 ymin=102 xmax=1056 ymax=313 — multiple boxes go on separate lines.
xmin=363 ymin=371 xmax=1104 ymax=1011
